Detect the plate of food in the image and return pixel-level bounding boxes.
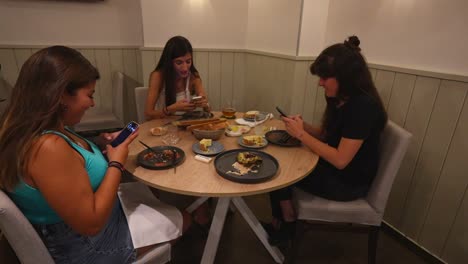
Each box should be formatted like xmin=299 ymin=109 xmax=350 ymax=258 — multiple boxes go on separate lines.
xmin=192 ymin=139 xmax=224 ymax=156
xmin=265 ymin=130 xmax=301 ymax=147
xmin=214 ymin=149 xmax=279 ymax=183
xmin=243 ymin=110 xmax=268 ymax=122
xmin=137 ymin=146 xmax=185 ymax=170
xmin=238 ymin=135 xmax=268 ymax=148
xmin=225 ymin=125 xmax=251 ymax=137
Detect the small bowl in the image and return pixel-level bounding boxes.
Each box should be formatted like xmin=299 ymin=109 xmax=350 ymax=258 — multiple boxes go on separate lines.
xmin=192 ymin=128 xmax=224 ymax=140
xmin=150 ymin=126 xmax=168 ymax=136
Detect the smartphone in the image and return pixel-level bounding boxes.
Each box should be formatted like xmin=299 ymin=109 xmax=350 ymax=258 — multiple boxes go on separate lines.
xmin=276 ymin=106 xmax=288 ymax=117
xmin=190 ymin=96 xmax=203 ymax=103
xmin=110 ymin=121 xmax=139 ymax=147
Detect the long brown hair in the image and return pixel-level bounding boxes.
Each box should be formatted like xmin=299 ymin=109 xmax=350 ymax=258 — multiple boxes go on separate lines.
xmin=154 ymin=36 xmax=200 ymax=106
xmin=0 ymin=46 xmax=99 ymax=191
xmin=310 ymin=36 xmax=387 ymax=135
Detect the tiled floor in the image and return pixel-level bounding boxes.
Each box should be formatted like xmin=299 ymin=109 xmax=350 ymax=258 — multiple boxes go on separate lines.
xmin=1 ymin=193 xmax=430 ymax=264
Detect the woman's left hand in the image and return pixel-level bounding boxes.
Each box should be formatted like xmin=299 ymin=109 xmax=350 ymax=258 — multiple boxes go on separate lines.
xmin=95 ymin=131 xmax=120 ymax=151
xmin=282 ymin=115 xmax=306 ymax=139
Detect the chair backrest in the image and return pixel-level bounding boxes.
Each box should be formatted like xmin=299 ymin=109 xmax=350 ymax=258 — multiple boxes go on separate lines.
xmin=135 ymin=86 xmax=148 ymax=123
xmin=0 ymin=190 xmax=54 ymax=264
xmin=366 ymin=120 xmax=412 ymax=214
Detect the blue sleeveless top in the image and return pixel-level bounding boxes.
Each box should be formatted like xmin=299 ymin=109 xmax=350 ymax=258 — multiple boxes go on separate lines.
xmin=9 ymin=128 xmax=108 ymax=224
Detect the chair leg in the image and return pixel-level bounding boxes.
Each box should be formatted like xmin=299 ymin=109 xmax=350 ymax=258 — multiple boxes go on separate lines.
xmin=368 ymin=226 xmax=380 ymax=264
xmin=287 ymin=220 xmax=304 ymax=264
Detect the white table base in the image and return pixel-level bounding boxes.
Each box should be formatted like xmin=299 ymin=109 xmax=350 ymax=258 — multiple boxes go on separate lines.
xmin=187 ymin=197 xmax=284 ymax=264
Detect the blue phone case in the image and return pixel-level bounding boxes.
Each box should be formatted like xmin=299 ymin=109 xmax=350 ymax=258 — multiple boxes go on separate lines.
xmin=110 ymin=121 xmax=139 ymax=147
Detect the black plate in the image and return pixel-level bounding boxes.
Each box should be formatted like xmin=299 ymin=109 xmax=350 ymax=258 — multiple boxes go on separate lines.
xmin=214 ymin=149 xmax=279 ymax=183
xmin=265 ymin=130 xmax=301 ymax=147
xmin=180 ymin=111 xmax=214 ymax=120
xmin=137 ymin=146 xmax=185 ymax=170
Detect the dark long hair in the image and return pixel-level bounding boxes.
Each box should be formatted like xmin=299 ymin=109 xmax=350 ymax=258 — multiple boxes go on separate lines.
xmin=0 ymin=46 xmax=99 ymax=191
xmin=310 ymin=36 xmax=387 ymax=134
xmin=154 ymin=36 xmax=200 ymax=106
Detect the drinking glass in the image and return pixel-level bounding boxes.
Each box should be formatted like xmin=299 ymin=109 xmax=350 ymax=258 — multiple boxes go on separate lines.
xmin=161 ymin=125 xmax=180 ymax=145
xmin=254 ymin=114 xmax=266 ymax=136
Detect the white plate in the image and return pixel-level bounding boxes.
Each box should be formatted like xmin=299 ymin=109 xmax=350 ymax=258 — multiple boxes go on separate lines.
xmin=225 ymin=125 xmax=251 ymax=137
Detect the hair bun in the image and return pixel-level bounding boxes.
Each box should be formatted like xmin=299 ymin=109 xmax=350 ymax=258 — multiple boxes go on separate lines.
xmin=344 ymin=35 xmax=361 ymax=52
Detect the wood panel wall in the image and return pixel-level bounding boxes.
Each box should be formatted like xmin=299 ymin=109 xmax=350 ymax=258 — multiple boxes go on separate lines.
xmin=1 ymin=45 xmax=467 ymax=263
xmin=0 ymin=46 xmax=142 ymax=120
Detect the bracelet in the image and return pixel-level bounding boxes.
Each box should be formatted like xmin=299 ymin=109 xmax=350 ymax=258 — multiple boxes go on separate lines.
xmin=108 ymin=161 xmax=125 ymax=173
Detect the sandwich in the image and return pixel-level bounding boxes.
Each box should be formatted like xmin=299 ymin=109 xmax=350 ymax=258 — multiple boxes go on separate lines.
xmin=244 ymin=110 xmax=259 ymax=119
xmin=199 ymin=138 xmax=212 ymax=151
xmin=242 ymin=135 xmax=263 ymax=146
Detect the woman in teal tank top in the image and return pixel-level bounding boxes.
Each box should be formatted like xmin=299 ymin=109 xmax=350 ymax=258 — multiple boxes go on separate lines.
xmin=0 ymin=46 xmax=188 ymax=263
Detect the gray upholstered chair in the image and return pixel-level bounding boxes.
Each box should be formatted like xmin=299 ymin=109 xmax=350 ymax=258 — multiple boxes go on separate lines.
xmin=135 ymin=86 xmax=148 ymax=123
xmin=291 ymin=120 xmax=412 ymax=264
xmin=0 ymin=190 xmax=171 ymax=264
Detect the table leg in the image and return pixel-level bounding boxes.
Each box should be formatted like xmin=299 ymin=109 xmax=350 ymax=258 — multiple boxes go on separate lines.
xmin=200 ymin=197 xmax=230 ymax=264
xmin=232 ymin=197 xmax=285 ymax=263
xmin=186 ymin=196 xmax=210 ymax=213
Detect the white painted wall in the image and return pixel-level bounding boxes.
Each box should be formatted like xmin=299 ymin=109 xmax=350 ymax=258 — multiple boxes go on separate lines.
xmin=324 ymin=0 xmax=468 ymax=76
xmin=245 ymin=0 xmax=302 ymax=55
xmin=297 ymin=0 xmax=330 ymax=56
xmin=0 ymin=0 xmax=143 ymax=46
xmin=140 ymin=0 xmax=248 ymax=48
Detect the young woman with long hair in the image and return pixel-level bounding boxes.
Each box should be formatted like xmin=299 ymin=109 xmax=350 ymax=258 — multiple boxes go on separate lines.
xmin=144 ymin=36 xmax=210 ymax=120
xmin=266 ymin=36 xmax=388 ymax=245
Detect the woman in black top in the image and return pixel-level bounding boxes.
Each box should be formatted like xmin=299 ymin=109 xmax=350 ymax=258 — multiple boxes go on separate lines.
xmin=267 ymin=36 xmax=388 ymax=245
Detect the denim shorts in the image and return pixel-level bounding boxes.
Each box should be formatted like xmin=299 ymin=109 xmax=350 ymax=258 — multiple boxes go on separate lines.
xmin=34 ymin=201 xmax=137 ymax=264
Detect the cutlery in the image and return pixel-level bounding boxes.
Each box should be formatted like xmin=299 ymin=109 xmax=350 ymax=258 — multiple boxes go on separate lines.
xmin=138 ymin=140 xmax=159 ymax=155
xmin=171 ymin=149 xmax=177 ymax=174
xmin=280 ymin=132 xmax=292 ymax=143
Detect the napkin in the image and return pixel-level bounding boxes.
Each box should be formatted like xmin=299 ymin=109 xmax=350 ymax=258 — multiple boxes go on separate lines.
xmin=235 ymin=113 xmax=274 ymax=127
xmin=117 ymin=182 xmax=182 ymax=248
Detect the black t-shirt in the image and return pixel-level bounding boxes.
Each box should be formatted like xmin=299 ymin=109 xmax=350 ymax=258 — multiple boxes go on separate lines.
xmin=323 ymin=94 xmax=385 ymax=187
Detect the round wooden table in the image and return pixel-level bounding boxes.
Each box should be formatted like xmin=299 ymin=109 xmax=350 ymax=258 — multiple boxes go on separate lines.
xmin=126 ymin=112 xmax=318 ymax=264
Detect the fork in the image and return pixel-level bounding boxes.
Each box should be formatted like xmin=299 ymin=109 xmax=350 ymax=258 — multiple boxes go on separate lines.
xmin=280 ymin=132 xmax=292 ymax=143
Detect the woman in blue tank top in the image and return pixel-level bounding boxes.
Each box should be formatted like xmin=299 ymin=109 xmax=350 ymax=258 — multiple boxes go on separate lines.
xmin=0 ymin=46 xmax=189 ymax=263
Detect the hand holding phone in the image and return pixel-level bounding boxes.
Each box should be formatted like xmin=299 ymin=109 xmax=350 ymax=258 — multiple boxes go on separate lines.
xmin=110 ymin=121 xmax=139 ymax=147
xmin=190 ymin=96 xmax=203 ymax=103
xmin=276 ymin=106 xmax=288 ymax=117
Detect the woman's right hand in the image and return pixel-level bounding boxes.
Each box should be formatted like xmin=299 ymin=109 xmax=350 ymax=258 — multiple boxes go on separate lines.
xmin=105 ymin=129 xmax=139 ymax=164
xmin=170 ymin=99 xmax=196 ymax=112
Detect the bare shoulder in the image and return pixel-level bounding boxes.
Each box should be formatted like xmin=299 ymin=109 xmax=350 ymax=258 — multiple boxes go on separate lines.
xmin=30 ymin=134 xmax=82 ymax=166
xmin=150 ymin=70 xmax=164 ymax=83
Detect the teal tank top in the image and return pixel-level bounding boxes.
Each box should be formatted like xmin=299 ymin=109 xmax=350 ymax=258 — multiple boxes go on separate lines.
xmin=9 ymin=128 xmax=108 ymax=224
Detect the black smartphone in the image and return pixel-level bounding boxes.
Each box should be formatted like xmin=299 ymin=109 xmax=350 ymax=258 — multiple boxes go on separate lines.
xmin=110 ymin=121 xmax=139 ymax=147
xmin=276 ymin=106 xmax=288 ymax=117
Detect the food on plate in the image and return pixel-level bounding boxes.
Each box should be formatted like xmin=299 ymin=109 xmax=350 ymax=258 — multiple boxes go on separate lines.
xmin=227 ymin=125 xmax=250 ymax=133
xmin=237 ymin=152 xmax=262 ymax=165
xmin=244 ymin=110 xmax=259 ymax=119
xmin=199 ymin=138 xmax=212 ymax=151
xmin=143 ymin=149 xmax=180 ymax=166
xmin=242 ymin=135 xmax=263 ymax=146
xmin=150 ymin=126 xmax=167 ymax=136
xmin=227 ymin=152 xmax=262 ymax=176
xmin=187 ymin=120 xmax=228 ymax=131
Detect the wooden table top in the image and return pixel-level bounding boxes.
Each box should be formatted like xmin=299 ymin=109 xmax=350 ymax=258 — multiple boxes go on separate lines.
xmin=126 ymin=112 xmax=318 ymax=197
